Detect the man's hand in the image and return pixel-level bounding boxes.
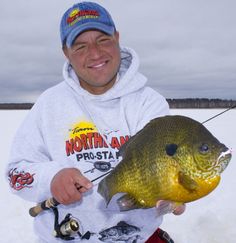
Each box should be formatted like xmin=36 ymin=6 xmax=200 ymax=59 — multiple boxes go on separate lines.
xmin=156 ymin=200 xmax=186 ymax=216
xmin=50 ymin=168 xmax=93 ymax=205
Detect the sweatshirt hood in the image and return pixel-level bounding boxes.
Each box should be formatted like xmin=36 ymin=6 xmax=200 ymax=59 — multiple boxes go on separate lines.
xmin=63 ymin=47 xmax=147 ymax=101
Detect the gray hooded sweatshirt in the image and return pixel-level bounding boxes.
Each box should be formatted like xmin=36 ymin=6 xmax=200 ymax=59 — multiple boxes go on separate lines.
xmin=7 ymin=47 xmax=169 ymax=242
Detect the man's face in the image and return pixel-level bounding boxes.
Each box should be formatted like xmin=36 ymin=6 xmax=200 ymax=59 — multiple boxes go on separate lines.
xmin=63 ymin=30 xmax=121 ymax=95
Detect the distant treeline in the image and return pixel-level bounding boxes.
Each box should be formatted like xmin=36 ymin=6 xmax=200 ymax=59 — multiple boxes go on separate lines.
xmin=167 ymin=98 xmax=236 ymax=108
xmin=0 ymin=99 xmax=236 ymax=109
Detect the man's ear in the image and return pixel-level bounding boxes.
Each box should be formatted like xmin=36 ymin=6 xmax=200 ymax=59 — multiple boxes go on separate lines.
xmin=62 ymin=45 xmax=69 ymax=59
xmin=114 ymin=31 xmax=119 ymax=42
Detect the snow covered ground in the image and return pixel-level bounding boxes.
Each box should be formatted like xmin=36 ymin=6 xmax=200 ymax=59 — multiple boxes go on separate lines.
xmin=0 ymin=109 xmax=235 ymax=243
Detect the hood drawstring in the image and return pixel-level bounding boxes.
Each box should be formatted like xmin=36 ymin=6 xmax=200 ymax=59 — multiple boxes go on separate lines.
xmin=79 ymin=97 xmax=120 ymax=166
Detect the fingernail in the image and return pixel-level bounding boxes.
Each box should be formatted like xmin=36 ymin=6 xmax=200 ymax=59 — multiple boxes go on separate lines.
xmin=87 ymin=182 xmax=93 ymax=188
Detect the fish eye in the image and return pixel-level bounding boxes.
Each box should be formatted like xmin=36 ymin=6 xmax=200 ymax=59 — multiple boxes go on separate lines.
xmin=199 ymin=143 xmax=209 ymax=154
xmin=165 ymin=144 xmax=178 ymax=156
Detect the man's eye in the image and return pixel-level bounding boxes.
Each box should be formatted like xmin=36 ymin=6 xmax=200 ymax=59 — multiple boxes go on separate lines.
xmin=98 ymin=38 xmax=110 ymax=43
xmin=73 ymin=45 xmax=86 ymax=51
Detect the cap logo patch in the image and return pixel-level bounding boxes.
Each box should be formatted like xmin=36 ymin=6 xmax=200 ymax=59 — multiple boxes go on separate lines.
xmin=67 ymin=8 xmax=100 ymax=26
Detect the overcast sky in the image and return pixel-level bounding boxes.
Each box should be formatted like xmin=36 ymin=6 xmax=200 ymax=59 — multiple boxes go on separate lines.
xmin=1 ymin=0 xmax=236 ymax=103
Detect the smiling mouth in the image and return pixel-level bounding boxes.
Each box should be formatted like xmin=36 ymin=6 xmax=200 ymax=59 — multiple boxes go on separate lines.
xmin=88 ymin=61 xmax=108 ymax=69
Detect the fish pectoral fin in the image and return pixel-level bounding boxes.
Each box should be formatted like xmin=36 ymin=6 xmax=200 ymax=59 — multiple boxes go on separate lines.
xmin=178 ymin=171 xmax=198 ymax=192
xmin=117 ymin=194 xmax=144 ymax=212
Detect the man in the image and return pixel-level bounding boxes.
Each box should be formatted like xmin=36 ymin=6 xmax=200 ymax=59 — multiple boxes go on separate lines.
xmin=7 ymin=2 xmax=185 ymax=242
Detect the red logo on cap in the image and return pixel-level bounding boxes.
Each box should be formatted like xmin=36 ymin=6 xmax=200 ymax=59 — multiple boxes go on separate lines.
xmin=67 ymin=8 xmax=99 ymax=25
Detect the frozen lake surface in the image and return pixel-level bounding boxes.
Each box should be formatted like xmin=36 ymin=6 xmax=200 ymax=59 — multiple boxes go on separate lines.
xmin=0 ymin=109 xmax=235 ymax=243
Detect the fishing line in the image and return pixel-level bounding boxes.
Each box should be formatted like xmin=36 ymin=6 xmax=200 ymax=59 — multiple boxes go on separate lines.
xmin=28 ymin=102 xmax=236 ymax=240
xmin=30 ymin=104 xmax=236 ymax=216
xmin=201 ymin=105 xmax=236 ymax=124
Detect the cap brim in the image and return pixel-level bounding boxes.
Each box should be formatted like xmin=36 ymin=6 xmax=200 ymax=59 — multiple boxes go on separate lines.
xmin=66 ymin=22 xmax=115 ymax=47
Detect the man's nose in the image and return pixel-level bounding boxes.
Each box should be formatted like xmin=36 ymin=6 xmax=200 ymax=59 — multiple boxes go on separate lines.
xmin=88 ymin=43 xmax=102 ymax=58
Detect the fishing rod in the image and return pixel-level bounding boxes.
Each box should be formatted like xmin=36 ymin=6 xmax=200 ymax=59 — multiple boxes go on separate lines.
xmin=29 ymin=170 xmax=112 ymax=217
xmin=29 ymin=105 xmax=236 ymax=217
xmin=201 ymin=104 xmax=236 ymax=124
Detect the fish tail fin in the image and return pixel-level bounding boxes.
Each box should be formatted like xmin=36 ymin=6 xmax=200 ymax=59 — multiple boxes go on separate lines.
xmin=117 ymin=194 xmax=150 ymax=211
xmin=117 ymin=194 xmax=142 ymax=211
xmin=97 ymin=177 xmax=114 ymax=206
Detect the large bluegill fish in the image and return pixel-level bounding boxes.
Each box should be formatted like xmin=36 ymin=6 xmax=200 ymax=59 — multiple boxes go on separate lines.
xmin=97 ymin=115 xmax=232 ymax=211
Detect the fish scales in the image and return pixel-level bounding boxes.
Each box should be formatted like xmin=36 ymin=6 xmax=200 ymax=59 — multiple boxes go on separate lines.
xmin=98 ymin=115 xmax=231 ymax=211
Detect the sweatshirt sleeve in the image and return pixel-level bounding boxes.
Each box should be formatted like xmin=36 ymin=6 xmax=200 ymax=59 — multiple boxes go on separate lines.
xmin=135 ymin=87 xmax=170 ymax=132
xmin=5 ymin=100 xmax=69 ymax=203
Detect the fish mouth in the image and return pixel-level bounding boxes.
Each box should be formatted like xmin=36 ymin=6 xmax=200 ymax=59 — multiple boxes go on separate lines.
xmin=217 ymin=148 xmax=232 ymax=173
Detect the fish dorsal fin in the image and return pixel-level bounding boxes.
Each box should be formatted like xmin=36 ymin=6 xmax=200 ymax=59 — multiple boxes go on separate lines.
xmin=178 ymin=171 xmax=199 ymax=192
xmin=117 ymin=194 xmax=145 ymax=211
xmin=118 ymin=119 xmax=157 ymax=157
